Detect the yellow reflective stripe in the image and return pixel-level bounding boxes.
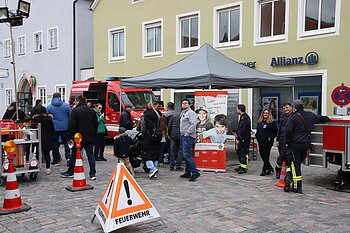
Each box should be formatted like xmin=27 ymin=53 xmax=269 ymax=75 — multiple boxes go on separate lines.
xmin=294 ymin=176 xmax=302 ymax=181
xmin=286 ymin=167 xmax=291 ymax=172
xmin=276 ymin=164 xmax=282 ymax=169
xmin=240 ymin=164 xmax=248 ymax=169
xmin=290 ymin=162 xmax=299 ymax=189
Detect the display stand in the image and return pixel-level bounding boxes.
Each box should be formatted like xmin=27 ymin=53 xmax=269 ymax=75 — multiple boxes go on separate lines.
xmin=0 ymin=124 xmax=42 ymax=185
xmin=194 ymin=143 xmax=226 ymax=172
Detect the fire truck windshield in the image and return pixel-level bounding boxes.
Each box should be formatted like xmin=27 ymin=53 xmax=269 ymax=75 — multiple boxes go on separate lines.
xmin=121 ymin=91 xmax=158 ymax=109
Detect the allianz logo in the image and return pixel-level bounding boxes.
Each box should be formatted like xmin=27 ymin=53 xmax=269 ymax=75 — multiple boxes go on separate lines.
xmin=271 ymin=52 xmax=319 ymax=66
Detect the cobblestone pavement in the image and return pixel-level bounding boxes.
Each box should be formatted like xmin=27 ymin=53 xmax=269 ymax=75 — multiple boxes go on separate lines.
xmin=1 ymin=143 xmax=350 ymax=233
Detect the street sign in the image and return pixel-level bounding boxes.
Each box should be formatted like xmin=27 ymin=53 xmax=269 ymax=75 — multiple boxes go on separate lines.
xmin=331 ymin=85 xmax=350 ymax=107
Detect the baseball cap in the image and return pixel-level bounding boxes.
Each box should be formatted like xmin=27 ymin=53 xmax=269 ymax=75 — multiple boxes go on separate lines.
xmin=195 ymin=106 xmax=209 ymax=114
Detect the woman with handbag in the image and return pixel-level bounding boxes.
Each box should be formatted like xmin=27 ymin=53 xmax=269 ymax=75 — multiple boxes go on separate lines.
xmin=255 ymin=109 xmax=278 ymax=176
xmin=141 ymin=102 xmax=162 ymax=179
xmin=94 ymin=103 xmax=107 ymax=161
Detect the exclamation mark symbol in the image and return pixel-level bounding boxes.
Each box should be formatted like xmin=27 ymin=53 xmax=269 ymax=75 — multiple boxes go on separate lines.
xmin=123 ymin=180 xmax=132 ymax=206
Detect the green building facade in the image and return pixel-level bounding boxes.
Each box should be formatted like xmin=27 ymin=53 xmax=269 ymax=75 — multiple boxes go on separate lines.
xmin=92 ymin=0 xmax=349 ymax=127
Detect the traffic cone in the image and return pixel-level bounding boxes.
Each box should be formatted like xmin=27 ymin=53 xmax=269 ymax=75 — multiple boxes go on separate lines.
xmin=0 ymin=159 xmax=31 ymax=215
xmin=275 ymin=161 xmax=287 ymax=188
xmin=66 ymin=143 xmax=94 ymax=192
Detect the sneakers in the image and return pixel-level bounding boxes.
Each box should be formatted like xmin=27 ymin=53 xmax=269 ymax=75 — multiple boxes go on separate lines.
xmin=51 ymin=162 xmax=59 ymax=167
xmin=180 ymin=173 xmax=191 ymax=178
xmin=46 ymin=168 xmax=51 ymax=175
xmin=148 ymin=169 xmax=159 ymax=179
xmin=189 ymin=173 xmax=201 ymax=182
xmin=60 ymin=171 xmax=73 ymax=178
xmin=90 ymin=176 xmax=96 ymax=180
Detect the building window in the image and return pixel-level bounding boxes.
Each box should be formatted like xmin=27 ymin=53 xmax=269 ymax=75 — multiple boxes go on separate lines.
xmin=299 ymin=0 xmax=339 ymax=38
xmin=17 ymin=35 xmax=26 ymax=56
xmin=33 ymin=31 xmax=43 ymax=53
xmin=177 ymin=12 xmax=200 ymax=53
xmin=256 ymin=0 xmax=287 ymax=43
xmin=3 ymin=39 xmax=11 ymax=58
xmin=55 ymin=85 xmax=66 ymax=102
xmin=214 ymin=3 xmax=241 ymax=47
xmin=5 ymin=89 xmax=13 ymax=106
xmin=37 ymin=86 xmax=47 ymax=106
xmin=143 ymin=20 xmax=162 ymax=57
xmin=48 ymin=27 xmax=58 ymax=50
xmin=109 ymin=27 xmax=125 ymax=61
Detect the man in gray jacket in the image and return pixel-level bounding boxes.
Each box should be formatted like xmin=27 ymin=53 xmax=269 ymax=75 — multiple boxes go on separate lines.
xmin=179 ymin=99 xmax=200 ymax=181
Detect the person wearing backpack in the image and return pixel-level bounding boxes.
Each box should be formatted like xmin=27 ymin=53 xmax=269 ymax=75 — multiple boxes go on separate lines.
xmin=141 ymin=102 xmax=162 ymax=179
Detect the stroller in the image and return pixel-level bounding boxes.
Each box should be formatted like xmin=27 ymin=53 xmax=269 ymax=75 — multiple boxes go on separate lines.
xmin=126 ymin=130 xmax=150 ymax=173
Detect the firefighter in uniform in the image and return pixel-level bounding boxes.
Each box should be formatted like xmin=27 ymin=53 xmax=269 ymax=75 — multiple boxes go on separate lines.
xmin=284 ymin=100 xmax=329 ymax=193
xmin=235 ymin=104 xmax=251 ymax=174
xmin=275 ymin=103 xmax=293 ymax=179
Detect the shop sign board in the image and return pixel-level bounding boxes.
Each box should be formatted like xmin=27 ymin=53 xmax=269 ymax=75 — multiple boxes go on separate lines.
xmin=270 ymin=51 xmax=319 ymax=67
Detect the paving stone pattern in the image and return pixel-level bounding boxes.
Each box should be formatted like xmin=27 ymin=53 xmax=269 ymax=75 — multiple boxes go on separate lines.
xmin=1 ymin=144 xmax=350 ymax=233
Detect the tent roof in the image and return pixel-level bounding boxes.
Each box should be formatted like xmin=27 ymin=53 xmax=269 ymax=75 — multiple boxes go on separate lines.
xmin=121 ymin=43 xmax=294 ymax=89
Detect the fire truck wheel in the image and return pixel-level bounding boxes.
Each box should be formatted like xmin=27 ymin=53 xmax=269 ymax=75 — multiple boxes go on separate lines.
xmin=29 ymin=172 xmax=39 ymax=181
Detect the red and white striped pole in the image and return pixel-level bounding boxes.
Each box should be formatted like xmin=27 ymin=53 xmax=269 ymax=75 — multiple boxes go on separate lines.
xmin=66 ymin=133 xmax=93 ymax=192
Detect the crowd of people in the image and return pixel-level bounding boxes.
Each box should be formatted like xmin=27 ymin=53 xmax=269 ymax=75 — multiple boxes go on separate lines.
xmin=2 ymin=95 xmax=329 ymax=192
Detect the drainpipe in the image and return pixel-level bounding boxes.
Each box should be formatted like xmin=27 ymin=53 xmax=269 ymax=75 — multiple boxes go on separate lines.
xmin=73 ymin=0 xmax=78 ymax=81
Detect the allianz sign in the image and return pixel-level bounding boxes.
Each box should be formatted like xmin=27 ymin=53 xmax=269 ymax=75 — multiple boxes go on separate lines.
xmin=271 ymin=52 xmax=319 ymax=67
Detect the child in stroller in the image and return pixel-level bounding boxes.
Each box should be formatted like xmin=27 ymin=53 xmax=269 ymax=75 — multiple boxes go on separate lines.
xmin=126 ymin=129 xmax=150 ymax=173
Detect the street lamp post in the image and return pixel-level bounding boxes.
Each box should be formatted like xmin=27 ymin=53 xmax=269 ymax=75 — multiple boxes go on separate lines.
xmin=0 ymin=0 xmax=31 ymax=122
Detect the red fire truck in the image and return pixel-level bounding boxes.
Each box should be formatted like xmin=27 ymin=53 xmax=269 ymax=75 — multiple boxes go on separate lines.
xmin=69 ymin=77 xmax=158 ymax=137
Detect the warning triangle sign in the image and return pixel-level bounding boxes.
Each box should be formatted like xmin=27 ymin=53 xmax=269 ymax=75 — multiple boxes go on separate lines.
xmin=95 ymin=163 xmax=161 ymax=232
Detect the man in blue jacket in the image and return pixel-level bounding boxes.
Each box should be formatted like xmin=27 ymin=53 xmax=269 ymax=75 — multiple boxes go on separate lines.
xmin=47 ymin=93 xmax=72 ymax=166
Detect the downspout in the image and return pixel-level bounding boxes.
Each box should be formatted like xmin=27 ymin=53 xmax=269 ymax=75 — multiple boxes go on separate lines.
xmin=73 ymin=0 xmax=78 ymax=81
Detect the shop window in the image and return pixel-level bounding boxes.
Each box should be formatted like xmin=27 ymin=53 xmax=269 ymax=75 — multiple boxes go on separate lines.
xmin=252 ymin=76 xmax=322 ymax=127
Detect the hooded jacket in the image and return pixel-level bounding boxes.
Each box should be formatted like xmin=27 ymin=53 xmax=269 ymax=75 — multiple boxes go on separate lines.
xmin=47 ymin=98 xmax=71 ymax=131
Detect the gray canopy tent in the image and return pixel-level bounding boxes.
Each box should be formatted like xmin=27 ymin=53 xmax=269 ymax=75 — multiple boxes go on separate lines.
xmin=120 ymin=43 xmax=294 ymax=89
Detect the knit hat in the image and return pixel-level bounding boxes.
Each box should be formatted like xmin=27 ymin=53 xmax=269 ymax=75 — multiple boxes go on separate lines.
xmin=119 ymin=127 xmax=126 ymax=134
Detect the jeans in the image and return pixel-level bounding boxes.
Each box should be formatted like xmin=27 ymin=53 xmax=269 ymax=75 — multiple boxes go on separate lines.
xmin=94 ymin=133 xmax=106 ymax=159
xmin=181 ymin=136 xmax=198 ymax=175
xmin=170 ymin=138 xmax=183 ymax=168
xmin=53 ymin=131 xmax=70 ymax=163
xmin=145 ymin=160 xmax=158 ymax=173
xmin=68 ymin=143 xmax=96 ymax=178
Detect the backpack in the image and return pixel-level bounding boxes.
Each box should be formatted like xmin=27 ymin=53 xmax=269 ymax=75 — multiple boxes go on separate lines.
xmin=151 ymin=122 xmax=162 ymax=142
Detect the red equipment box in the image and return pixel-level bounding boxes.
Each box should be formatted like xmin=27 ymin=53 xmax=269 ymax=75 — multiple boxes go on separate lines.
xmin=194 ymin=143 xmax=226 ymax=172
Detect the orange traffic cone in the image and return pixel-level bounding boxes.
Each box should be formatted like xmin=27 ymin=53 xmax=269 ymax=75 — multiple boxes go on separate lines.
xmin=66 ymin=142 xmax=93 ymax=192
xmin=0 ymin=159 xmax=31 ymax=215
xmin=275 ymin=161 xmax=287 ymax=188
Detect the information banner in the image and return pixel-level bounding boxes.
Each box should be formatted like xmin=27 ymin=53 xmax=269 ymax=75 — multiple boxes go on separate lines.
xmin=194 ymin=90 xmax=228 ymax=122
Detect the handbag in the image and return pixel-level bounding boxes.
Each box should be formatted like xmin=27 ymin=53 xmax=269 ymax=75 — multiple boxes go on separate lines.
xmin=150 ymin=109 xmax=162 ymax=142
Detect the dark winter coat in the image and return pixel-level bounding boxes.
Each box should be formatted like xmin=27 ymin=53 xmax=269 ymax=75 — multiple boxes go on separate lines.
xmin=276 ymin=114 xmax=290 ymax=143
xmin=68 ymin=103 xmax=98 ymax=144
xmin=2 ymin=108 xmax=26 ymax=122
xmin=113 ymin=133 xmax=135 ymax=158
xmin=285 ymin=110 xmax=329 ymax=144
xmin=120 ymin=110 xmax=134 ymax=130
xmin=30 ymin=105 xmax=46 ymax=117
xmin=255 ymin=121 xmax=278 ymax=145
xmin=168 ymin=112 xmax=181 ymax=140
xmin=34 ymin=115 xmax=55 ymax=151
xmin=142 ymin=109 xmax=161 ymax=161
xmin=237 ymin=113 xmax=251 ymax=142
